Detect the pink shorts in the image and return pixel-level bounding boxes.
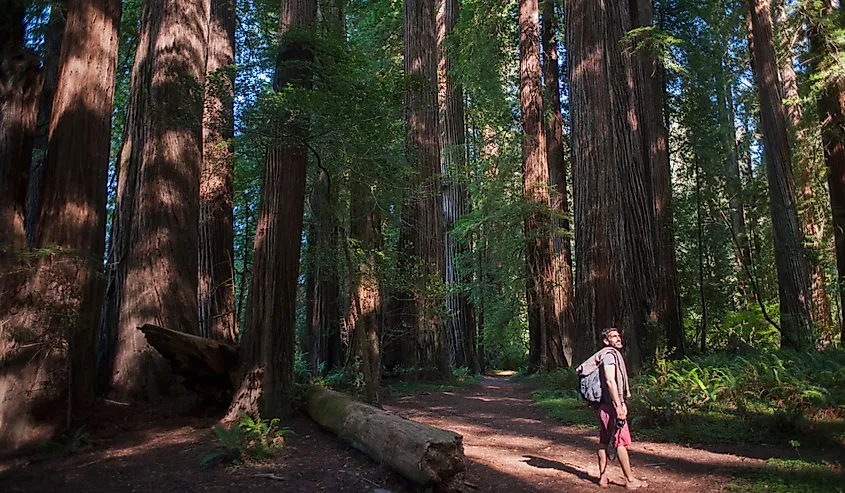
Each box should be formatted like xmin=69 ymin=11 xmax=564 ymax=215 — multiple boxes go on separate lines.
xmin=597 ymin=404 xmax=632 ymax=447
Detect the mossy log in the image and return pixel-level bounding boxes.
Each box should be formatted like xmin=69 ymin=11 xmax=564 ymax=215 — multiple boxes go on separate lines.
xmin=305 ymin=386 xmax=465 ymax=486
xmin=138 ymin=324 xmax=240 ymax=394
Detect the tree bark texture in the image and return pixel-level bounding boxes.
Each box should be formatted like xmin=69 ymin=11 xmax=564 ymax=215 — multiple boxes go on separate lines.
xmin=0 ymin=0 xmax=120 ymax=453
xmin=104 ymin=0 xmax=208 ymax=400
xmin=404 ymin=0 xmax=450 ymax=376
xmin=747 ymin=0 xmax=814 ymax=351
xmin=631 ymin=0 xmax=684 ymax=357
xmin=809 ymin=0 xmax=845 ymax=344
xmin=305 ymin=387 xmax=465 ymax=485
xmin=541 ymin=0 xmax=575 ymax=366
xmin=566 ymin=0 xmax=654 ymax=368
xmin=521 ymin=0 xmax=563 ymax=371
xmin=346 ymin=178 xmax=383 ymax=404
xmin=199 ymin=0 xmax=237 ymax=343
xmin=303 ymin=170 xmax=342 ymax=375
xmin=226 ymin=0 xmax=315 ymax=419
xmin=724 ymin=75 xmax=752 ymax=276
xmin=437 ymin=0 xmax=478 ymax=372
xmin=777 ymin=3 xmax=832 ymax=330
xmin=27 ymin=0 xmax=67 ymax=247
xmin=0 ymin=3 xmax=41 ymax=252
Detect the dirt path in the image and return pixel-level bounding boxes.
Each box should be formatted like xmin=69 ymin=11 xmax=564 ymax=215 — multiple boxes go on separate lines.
xmin=383 ymin=375 xmax=774 ymax=492
xmin=0 ymin=376 xmax=819 ymax=492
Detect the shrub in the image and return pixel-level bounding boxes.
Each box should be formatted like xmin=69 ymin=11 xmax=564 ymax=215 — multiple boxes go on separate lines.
xmin=202 ymin=414 xmax=293 ymax=467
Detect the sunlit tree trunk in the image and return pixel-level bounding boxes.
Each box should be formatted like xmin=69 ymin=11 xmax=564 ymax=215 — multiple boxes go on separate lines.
xmin=521 ymin=0 xmax=563 ymax=371
xmin=747 ymin=0 xmax=814 ymax=351
xmin=541 ymin=0 xmax=574 ymax=366
xmin=809 ymin=0 xmax=845 ymax=344
xmin=0 ymin=0 xmax=119 ymax=452
xmin=631 ymin=0 xmax=684 ymax=357
xmin=199 ymin=0 xmax=237 ymax=343
xmin=438 ymin=0 xmax=478 ymax=372
xmin=346 ymin=178 xmax=382 ymax=404
xmin=104 ymin=0 xmax=208 ymax=399
xmin=567 ymin=0 xmax=654 ymax=369
xmin=776 ymin=2 xmax=832 ymax=330
xmin=403 ymin=0 xmax=451 ymax=376
xmin=227 ymin=0 xmax=316 ymax=418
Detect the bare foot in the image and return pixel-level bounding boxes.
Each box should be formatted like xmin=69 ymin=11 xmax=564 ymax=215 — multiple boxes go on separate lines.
xmin=598 ymin=474 xmax=609 ymax=488
xmin=625 ymin=479 xmax=648 ymax=489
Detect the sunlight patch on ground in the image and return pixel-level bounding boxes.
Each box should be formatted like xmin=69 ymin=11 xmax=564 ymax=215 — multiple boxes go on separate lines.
xmin=490 ymin=370 xmax=517 ymax=376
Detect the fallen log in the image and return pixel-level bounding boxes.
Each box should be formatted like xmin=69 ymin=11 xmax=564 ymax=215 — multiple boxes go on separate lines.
xmin=305 ymin=386 xmax=465 ymax=486
xmin=138 ymin=324 xmax=240 ymax=393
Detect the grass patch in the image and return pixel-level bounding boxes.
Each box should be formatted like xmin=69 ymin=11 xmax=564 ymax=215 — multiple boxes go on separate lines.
xmin=386 ymin=367 xmax=480 ymax=397
xmin=725 ymin=458 xmax=845 ymax=492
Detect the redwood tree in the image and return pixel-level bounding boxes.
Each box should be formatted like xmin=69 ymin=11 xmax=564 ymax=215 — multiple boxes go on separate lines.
xmin=0 ymin=0 xmax=45 ymax=453
xmin=541 ymin=0 xmax=575 ymax=366
xmin=402 ymin=0 xmax=450 ymax=376
xmin=747 ymin=0 xmax=814 ymax=351
xmin=438 ymin=0 xmax=478 ymax=371
xmin=105 ymin=0 xmax=208 ymax=399
xmin=0 ymin=0 xmax=120 ymax=452
xmin=227 ymin=0 xmax=316 ymax=418
xmin=199 ymin=0 xmax=238 ymax=343
xmin=809 ymin=0 xmax=845 ymax=344
xmin=631 ymin=0 xmax=685 ymax=357
xmin=567 ymin=0 xmax=655 ymax=368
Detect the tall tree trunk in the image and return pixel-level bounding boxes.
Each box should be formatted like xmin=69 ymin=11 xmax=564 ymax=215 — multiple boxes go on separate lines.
xmin=747 ymin=0 xmax=814 ymax=351
xmin=346 ymin=178 xmax=382 ymax=404
xmin=105 ymin=0 xmax=208 ymax=399
xmin=404 ymin=0 xmax=450 ymax=376
xmin=0 ymin=1 xmax=45 ymax=454
xmin=521 ymin=0 xmax=563 ymax=371
xmin=541 ymin=0 xmax=575 ymax=366
xmin=567 ymin=0 xmax=654 ymax=369
xmin=809 ymin=0 xmax=845 ymax=344
xmin=437 ymin=0 xmax=478 ymax=372
xmin=0 ymin=0 xmax=120 ymax=453
xmin=227 ymin=0 xmax=315 ymax=419
xmin=303 ymin=169 xmax=341 ymax=374
xmin=631 ymin=0 xmax=684 ymax=357
xmin=199 ymin=0 xmax=237 ymax=343
xmin=777 ymin=2 xmax=832 ymax=330
xmin=27 ymin=0 xmax=67 ymax=247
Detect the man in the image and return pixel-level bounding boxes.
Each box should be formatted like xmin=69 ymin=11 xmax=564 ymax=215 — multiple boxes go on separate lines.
xmin=596 ymin=327 xmax=647 ymax=489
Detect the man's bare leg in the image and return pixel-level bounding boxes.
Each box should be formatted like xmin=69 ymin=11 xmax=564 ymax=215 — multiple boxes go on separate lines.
xmin=616 ymin=446 xmax=647 ymax=488
xmin=597 ymin=448 xmax=609 ymax=487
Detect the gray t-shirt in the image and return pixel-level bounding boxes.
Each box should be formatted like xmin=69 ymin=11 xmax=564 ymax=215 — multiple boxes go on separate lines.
xmin=599 ymin=351 xmax=622 ymax=405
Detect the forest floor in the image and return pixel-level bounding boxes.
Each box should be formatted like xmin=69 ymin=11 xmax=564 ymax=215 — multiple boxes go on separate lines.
xmin=1 ymin=375 xmax=843 ymax=492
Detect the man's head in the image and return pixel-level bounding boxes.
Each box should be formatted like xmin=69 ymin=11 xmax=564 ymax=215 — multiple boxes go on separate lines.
xmin=602 ymin=328 xmax=623 ymax=350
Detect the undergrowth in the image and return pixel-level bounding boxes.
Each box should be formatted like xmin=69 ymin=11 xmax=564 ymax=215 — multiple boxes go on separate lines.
xmin=385 ymin=366 xmax=480 ymax=397
xmin=529 ymin=349 xmax=845 ymax=448
xmin=202 ymin=414 xmax=293 ymax=467
xmin=725 ymin=458 xmax=845 ymax=492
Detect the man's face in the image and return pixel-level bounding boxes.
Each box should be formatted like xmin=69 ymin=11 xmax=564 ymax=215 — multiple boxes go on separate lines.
xmin=604 ymin=330 xmax=623 ymax=349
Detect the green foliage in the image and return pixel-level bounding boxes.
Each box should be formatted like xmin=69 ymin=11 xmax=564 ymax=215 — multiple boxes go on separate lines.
xmin=202 ymin=414 xmax=293 ymax=467
xmin=386 ymin=366 xmax=480 ymax=397
xmin=34 ymin=426 xmax=90 ymax=460
xmin=726 ymin=458 xmax=845 ymax=492
xmin=533 ymin=350 xmax=845 ymax=447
